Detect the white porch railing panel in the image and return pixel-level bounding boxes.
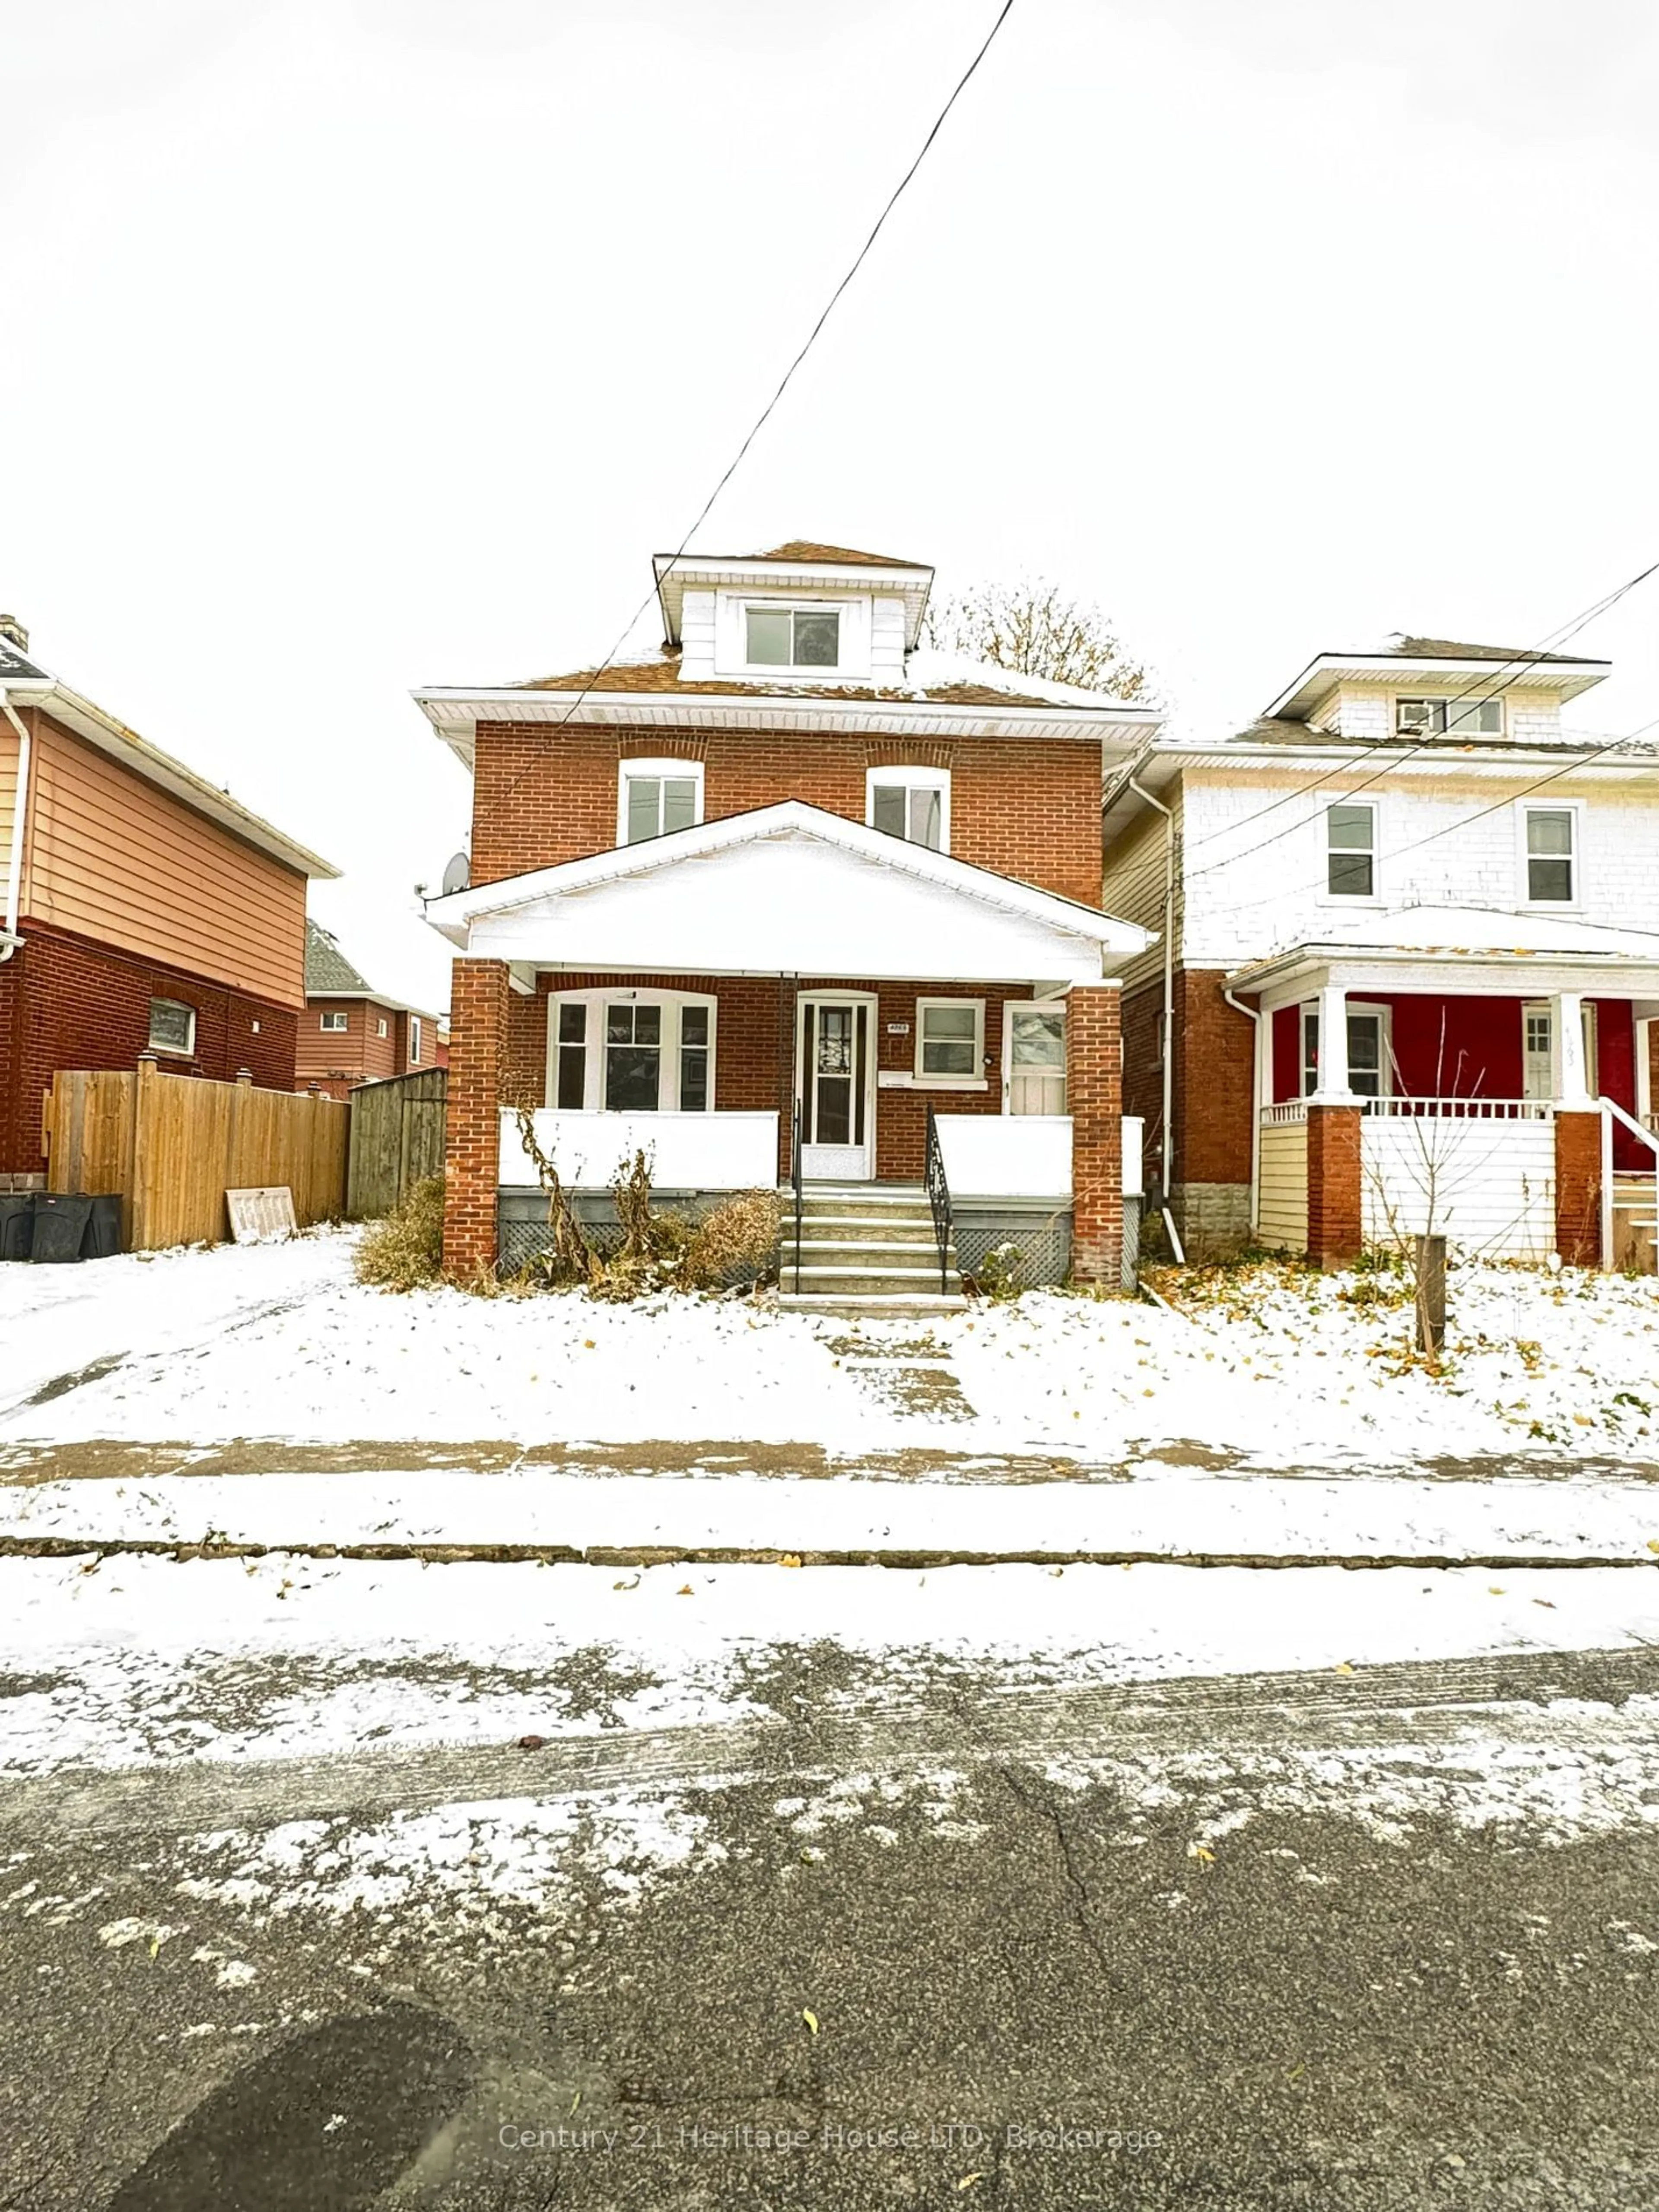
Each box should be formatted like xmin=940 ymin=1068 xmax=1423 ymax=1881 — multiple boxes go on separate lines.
xmin=1364 ymin=1096 xmax=1552 ymax=1122
xmin=1360 ymin=1114 xmax=1555 ymax=1260
xmin=935 ymin=1114 xmax=1072 ymax=1198
xmin=1258 ymin=1117 xmax=1308 ymax=1251
xmin=499 ymin=1109 xmax=778 ymax=1191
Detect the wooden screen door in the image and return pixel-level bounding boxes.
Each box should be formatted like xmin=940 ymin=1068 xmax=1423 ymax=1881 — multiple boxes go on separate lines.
xmin=798 ymin=995 xmax=875 ymax=1179
xmin=1004 ymin=1003 xmax=1067 ymax=1115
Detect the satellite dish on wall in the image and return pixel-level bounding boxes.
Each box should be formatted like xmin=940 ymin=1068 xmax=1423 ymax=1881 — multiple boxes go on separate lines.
xmin=441 ymin=851 xmax=471 ymax=896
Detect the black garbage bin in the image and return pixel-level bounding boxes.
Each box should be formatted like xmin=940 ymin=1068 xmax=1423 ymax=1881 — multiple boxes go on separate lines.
xmin=0 ymin=1195 xmax=34 ymax=1261
xmin=82 ymin=1194 xmax=124 ymax=1259
xmin=29 ymin=1192 xmax=93 ymax=1263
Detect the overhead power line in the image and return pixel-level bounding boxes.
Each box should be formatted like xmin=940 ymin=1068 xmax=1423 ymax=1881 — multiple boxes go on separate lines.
xmin=492 ymin=0 xmax=1018 ymax=813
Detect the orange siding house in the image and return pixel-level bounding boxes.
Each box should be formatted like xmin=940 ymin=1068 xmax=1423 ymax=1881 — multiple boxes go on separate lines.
xmin=0 ymin=617 xmax=335 ymax=1180
xmin=297 ymin=921 xmax=445 ymax=1100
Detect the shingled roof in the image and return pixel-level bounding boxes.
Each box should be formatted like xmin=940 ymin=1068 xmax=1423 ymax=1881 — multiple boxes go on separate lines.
xmin=305 ymin=919 xmax=373 ymax=994
xmin=1388 ymin=635 xmax=1603 ymax=666
xmin=510 ymin=645 xmax=1069 ymax=710
xmin=742 ymin=540 xmax=929 ymax=569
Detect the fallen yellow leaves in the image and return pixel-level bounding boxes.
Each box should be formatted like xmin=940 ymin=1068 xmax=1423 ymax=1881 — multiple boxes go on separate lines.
xmin=801 ymin=2009 xmax=819 ymax=2037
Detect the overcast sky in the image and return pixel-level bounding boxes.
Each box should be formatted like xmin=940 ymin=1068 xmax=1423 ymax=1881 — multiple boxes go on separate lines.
xmin=5 ymin=0 xmax=1658 ymax=1011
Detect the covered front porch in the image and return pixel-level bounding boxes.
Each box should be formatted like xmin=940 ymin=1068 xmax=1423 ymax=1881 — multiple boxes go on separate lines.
xmin=1231 ymin=909 xmax=1659 ymax=1271
xmin=430 ymin=803 xmax=1147 ymax=1287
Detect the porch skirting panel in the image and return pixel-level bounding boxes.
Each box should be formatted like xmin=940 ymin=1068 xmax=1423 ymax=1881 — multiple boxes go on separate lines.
xmin=952 ymin=1198 xmax=1074 ymax=1291
xmin=1361 ymin=1113 xmax=1556 ymax=1261
xmin=497 ymin=1186 xmax=778 ymax=1281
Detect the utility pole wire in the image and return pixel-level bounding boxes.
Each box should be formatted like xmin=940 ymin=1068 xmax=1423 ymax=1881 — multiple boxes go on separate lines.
xmin=491 ymin=0 xmax=1019 ymax=815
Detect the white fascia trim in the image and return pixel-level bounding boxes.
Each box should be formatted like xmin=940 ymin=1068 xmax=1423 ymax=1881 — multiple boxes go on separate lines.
xmin=1139 ymin=740 xmax=1655 ymax=775
xmin=410 ymin=685 xmax=1161 ymax=742
xmin=10 ymin=682 xmax=338 ymax=878
xmin=307 ymin=990 xmax=439 ymax=1019
xmin=427 ymin=800 xmax=1152 ymax=953
xmin=1227 ymin=944 xmax=1659 ymax=997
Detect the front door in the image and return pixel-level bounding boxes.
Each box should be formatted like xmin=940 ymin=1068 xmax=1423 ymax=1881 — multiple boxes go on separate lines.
xmin=1004 ymin=1003 xmax=1067 ymax=1115
xmin=1523 ymin=1000 xmax=1599 ymax=1101
xmin=798 ymin=995 xmax=875 ymax=1180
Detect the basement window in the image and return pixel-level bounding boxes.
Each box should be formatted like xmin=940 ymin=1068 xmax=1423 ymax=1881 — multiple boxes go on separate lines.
xmin=148 ymin=998 xmax=196 ymax=1055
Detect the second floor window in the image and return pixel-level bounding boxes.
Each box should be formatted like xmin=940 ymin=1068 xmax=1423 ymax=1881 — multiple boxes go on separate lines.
xmin=1326 ymin=802 xmax=1376 ymax=897
xmin=867 ymin=766 xmax=949 ymax=853
xmin=745 ymin=605 xmax=840 ymax=669
xmin=408 ymin=1015 xmax=423 ymax=1064
xmin=619 ymin=759 xmax=703 ymax=845
xmin=1524 ymin=806 xmax=1576 ymax=902
xmin=320 ymin=1009 xmax=349 ymax=1033
xmin=1396 ymin=695 xmax=1504 ymax=737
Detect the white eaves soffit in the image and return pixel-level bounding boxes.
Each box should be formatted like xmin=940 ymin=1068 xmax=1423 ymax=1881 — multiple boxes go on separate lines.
xmin=426 ymin=802 xmax=1151 ymax=984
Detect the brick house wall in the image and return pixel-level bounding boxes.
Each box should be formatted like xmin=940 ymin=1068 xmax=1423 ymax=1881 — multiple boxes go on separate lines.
xmin=503 ymin=972 xmax=1030 ymax=1184
xmin=1119 ymin=965 xmax=1256 ymax=1257
xmin=0 ymin=919 xmax=298 ymax=1176
xmin=469 ymin=722 xmax=1103 ymax=908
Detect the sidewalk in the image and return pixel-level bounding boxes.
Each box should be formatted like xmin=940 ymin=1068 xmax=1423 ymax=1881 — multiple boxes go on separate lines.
xmin=5 ymin=1448 xmax=1659 ymax=1569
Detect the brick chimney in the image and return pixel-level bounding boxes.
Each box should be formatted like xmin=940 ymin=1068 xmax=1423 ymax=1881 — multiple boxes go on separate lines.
xmin=0 ymin=616 xmax=27 ymax=653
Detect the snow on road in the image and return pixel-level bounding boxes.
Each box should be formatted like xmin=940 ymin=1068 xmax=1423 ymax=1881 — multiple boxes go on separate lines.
xmin=3 ymin=1233 xmax=1659 ymax=1468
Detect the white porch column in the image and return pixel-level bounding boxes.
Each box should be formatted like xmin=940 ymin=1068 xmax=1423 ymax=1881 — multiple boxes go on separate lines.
xmin=1551 ymin=991 xmax=1591 ymax=1105
xmin=1310 ymin=983 xmax=1354 ymax=1103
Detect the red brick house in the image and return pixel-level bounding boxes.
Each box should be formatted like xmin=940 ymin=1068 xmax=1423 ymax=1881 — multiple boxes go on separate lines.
xmin=416 ymin=542 xmax=1157 ymax=1303
xmin=0 ymin=617 xmax=334 ymax=1182
xmin=298 ymin=920 xmax=445 ymax=1100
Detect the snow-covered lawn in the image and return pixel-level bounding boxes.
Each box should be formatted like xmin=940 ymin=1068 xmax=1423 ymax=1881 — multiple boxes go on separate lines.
xmin=2 ymin=1232 xmax=1657 ymax=1468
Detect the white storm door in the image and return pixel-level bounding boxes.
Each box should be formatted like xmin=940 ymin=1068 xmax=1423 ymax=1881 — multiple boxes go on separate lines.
xmin=1004 ymin=1003 xmax=1067 ymax=1116
xmin=798 ymin=996 xmax=874 ymax=1180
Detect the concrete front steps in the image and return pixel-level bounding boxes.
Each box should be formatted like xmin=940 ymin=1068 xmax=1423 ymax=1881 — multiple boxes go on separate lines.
xmin=778 ymin=1183 xmax=966 ymax=1314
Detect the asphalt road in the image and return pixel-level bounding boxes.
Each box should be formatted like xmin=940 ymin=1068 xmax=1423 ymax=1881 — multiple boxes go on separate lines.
xmin=4 ymin=1638 xmax=1659 ymax=2211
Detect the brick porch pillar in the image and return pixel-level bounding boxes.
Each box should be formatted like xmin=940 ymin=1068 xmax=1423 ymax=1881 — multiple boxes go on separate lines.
xmin=1068 ymin=981 xmax=1124 ymax=1288
xmin=1306 ymin=1104 xmax=1363 ymax=1270
xmin=443 ymin=957 xmax=511 ymax=1279
xmin=1554 ymin=1109 xmax=1602 ymax=1267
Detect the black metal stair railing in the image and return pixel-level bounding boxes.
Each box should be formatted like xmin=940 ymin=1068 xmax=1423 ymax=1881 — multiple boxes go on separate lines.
xmin=924 ymin=1106 xmax=953 ymax=1294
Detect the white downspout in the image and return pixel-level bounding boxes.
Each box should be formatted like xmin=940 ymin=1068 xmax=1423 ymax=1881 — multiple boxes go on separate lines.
xmin=1223 ymin=988 xmax=1263 ymax=1235
xmin=1 ymin=699 xmax=31 ymax=964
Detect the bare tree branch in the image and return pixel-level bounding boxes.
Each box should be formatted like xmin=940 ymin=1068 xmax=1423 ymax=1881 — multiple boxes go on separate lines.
xmin=923 ymin=576 xmax=1157 ymax=702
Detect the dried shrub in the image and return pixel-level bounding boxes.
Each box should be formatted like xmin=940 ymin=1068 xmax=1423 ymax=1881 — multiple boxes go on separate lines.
xmin=511 ymin=1103 xmax=596 ymax=1286
xmin=683 ymin=1190 xmax=782 ymax=1292
xmin=355 ymin=1176 xmax=445 ymax=1291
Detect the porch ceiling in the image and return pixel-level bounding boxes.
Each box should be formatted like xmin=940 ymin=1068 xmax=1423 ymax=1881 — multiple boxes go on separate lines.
xmin=426 ymin=801 xmax=1148 ymax=984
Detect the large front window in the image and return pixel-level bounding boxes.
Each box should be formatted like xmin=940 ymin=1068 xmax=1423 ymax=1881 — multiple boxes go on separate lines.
xmin=916 ymin=998 xmax=984 ymax=1083
xmin=546 ymin=993 xmax=715 ymax=1113
xmin=745 ymin=604 xmax=841 ymax=668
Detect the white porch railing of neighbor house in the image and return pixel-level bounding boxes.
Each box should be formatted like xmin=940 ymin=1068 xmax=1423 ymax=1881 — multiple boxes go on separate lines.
xmin=934 ymin=1114 xmax=1073 ymax=1197
xmin=499 ymin=1109 xmax=778 ymax=1191
xmin=1360 ymin=1107 xmax=1556 ymax=1260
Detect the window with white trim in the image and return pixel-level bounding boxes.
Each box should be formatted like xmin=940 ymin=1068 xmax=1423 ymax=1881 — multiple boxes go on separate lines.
xmin=744 ymin=604 xmax=841 ymax=669
xmin=618 ymin=758 xmax=703 ymax=846
xmin=1300 ymin=1004 xmax=1389 ymax=1099
xmin=319 ymin=1009 xmax=349 ymax=1033
xmin=408 ymin=1015 xmax=422 ymax=1064
xmin=148 ymin=998 xmax=196 ymax=1055
xmin=1523 ymin=805 xmax=1576 ymax=903
xmin=376 ymin=1017 xmax=389 ymax=1039
xmin=867 ymin=766 xmax=949 ymax=853
xmin=915 ymin=998 xmax=985 ymax=1084
xmin=1395 ymin=695 xmax=1504 ymax=737
xmin=1325 ymin=801 xmax=1376 ymax=897
xmin=544 ymin=991 xmax=717 ymax=1113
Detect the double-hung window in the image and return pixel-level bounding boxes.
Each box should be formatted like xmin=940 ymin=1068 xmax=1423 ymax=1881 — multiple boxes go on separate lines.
xmin=915 ymin=998 xmax=984 ymax=1084
xmin=745 ymin=604 xmax=841 ymax=670
xmin=868 ymin=766 xmax=949 ymax=853
xmin=1325 ymin=801 xmax=1376 ymax=897
xmin=618 ymin=759 xmax=703 ymax=846
xmin=1395 ymin=695 xmax=1504 ymax=737
xmin=1523 ymin=806 xmax=1576 ymax=903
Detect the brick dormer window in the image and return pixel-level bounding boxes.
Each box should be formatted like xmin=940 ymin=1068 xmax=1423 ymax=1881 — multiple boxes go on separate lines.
xmin=745 ymin=604 xmax=840 ymax=669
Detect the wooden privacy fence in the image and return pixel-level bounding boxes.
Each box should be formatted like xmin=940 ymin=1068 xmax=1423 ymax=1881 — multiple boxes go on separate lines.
xmin=346 ymin=1065 xmax=448 ymax=1218
xmin=43 ymin=1059 xmax=349 ymax=1250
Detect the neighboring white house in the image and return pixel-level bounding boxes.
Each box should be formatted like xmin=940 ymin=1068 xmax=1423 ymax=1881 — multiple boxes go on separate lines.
xmin=1104 ymin=636 xmax=1659 ymax=1269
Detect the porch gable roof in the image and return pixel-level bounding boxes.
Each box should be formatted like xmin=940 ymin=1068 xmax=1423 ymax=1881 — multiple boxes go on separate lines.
xmin=425 ymin=799 xmax=1151 ymax=983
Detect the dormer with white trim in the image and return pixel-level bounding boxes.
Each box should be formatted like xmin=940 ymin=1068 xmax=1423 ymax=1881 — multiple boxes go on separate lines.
xmin=1262 ymin=634 xmax=1611 ymax=748
xmin=654 ymin=541 xmax=933 ymax=686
